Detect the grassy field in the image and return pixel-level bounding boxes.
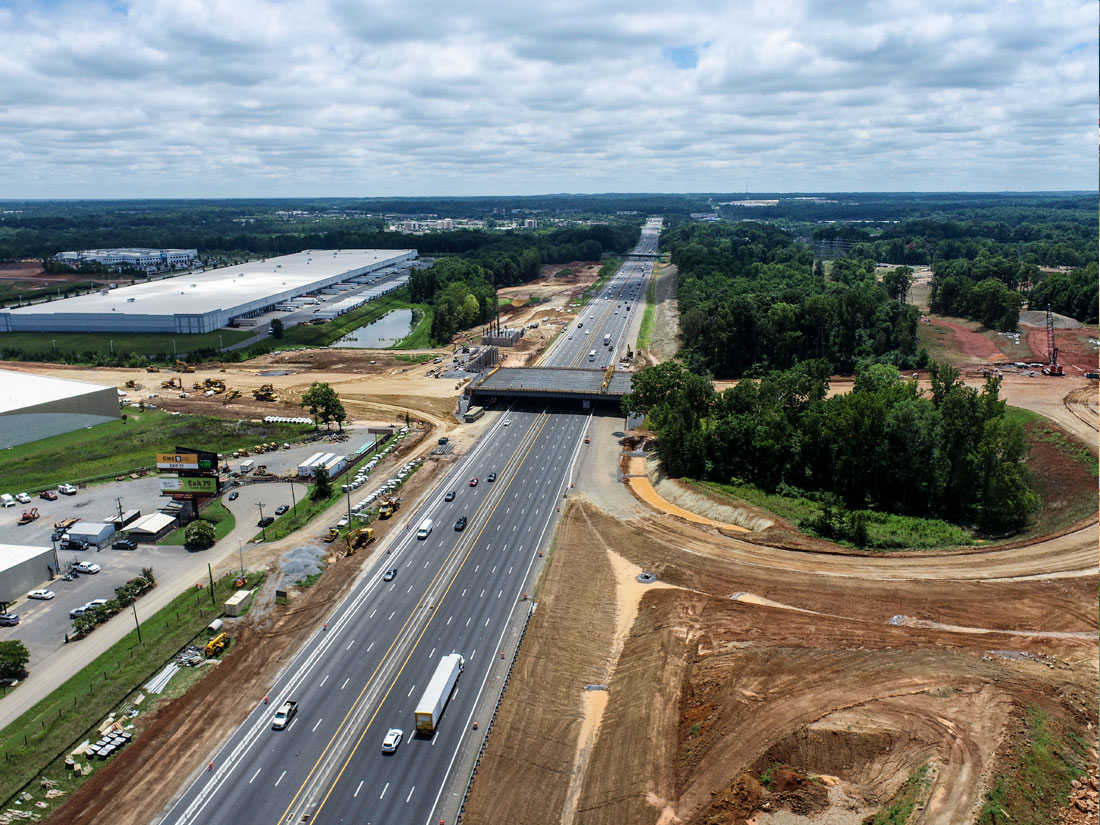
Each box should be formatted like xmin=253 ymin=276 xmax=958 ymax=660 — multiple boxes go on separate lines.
xmin=393 ymin=353 xmax=435 ymax=364
xmin=693 ymin=480 xmax=975 ymax=550
xmin=636 ymin=276 xmax=657 ymax=349
xmin=159 ymin=500 xmax=235 ymax=546
xmin=255 ymin=482 xmax=344 ymax=543
xmin=0 ymin=410 xmax=312 ymax=493
xmin=0 ymin=328 xmax=252 ymax=358
xmin=0 ymin=570 xmax=263 ymax=812
xmin=392 ymin=306 xmax=433 ymax=349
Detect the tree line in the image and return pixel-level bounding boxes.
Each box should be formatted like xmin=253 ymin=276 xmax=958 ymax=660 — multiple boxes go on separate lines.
xmin=622 ymin=361 xmax=1037 ymax=537
xmin=666 ymin=221 xmax=926 ymax=378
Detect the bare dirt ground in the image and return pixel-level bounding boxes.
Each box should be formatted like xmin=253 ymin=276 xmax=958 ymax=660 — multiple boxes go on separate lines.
xmin=465 ymin=498 xmax=1098 ymax=825
xmin=647 ymin=263 xmax=680 ymax=363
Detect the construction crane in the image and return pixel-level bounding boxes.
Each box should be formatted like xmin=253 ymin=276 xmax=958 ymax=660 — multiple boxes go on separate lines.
xmin=1042 ymin=305 xmax=1064 ymax=376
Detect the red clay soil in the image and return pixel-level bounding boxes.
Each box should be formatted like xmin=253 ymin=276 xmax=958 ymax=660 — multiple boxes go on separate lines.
xmin=926 ymin=318 xmax=1006 ymax=360
xmin=1022 ymin=323 xmax=1099 ymax=373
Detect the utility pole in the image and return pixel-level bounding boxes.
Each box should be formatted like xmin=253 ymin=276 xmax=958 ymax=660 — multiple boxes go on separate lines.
xmin=116 ymin=497 xmax=124 ymax=522
xmin=256 ymin=502 xmax=267 ymax=543
xmin=132 ymin=602 xmax=142 ymax=644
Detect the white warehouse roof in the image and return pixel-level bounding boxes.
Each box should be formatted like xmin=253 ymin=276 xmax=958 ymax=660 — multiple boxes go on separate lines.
xmin=0 ymin=249 xmax=416 ymax=335
xmin=0 ymin=369 xmax=115 ymax=415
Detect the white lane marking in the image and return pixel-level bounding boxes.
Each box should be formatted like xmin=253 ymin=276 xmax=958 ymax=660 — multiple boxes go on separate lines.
xmin=249 ymin=768 xmax=261 ymax=784
xmin=345 ymin=640 xmax=354 ymax=651
xmin=474 ymin=564 xmax=479 ymax=573
xmin=407 ymin=585 xmax=413 ymax=593
xmin=491 ymin=565 xmax=497 ymax=573
xmin=466 ymin=617 xmax=471 ymax=626
xmin=341 ymin=678 xmax=350 ymax=689
xmin=431 ymin=729 xmax=440 ymax=745
xmin=508 ymin=566 xmax=513 ymax=574
xmin=312 ymin=718 xmax=323 ymax=732
xmin=408 ymin=684 xmax=416 ymax=697
xmin=471 ymin=648 xmax=476 ymax=659
xmin=388 ymin=611 xmax=395 ymax=620
xmin=446 ymin=615 xmax=452 ymax=625
xmin=354 ymin=780 xmax=364 ymax=798
xmin=367 ymin=641 xmax=374 ymax=652
xmin=406 ymin=786 xmax=416 ymax=802
xmin=275 ymin=770 xmax=286 ymax=787
xmin=380 ymin=782 xmax=389 ymax=799
xmin=485 ymin=617 xmax=491 ymax=627
xmin=479 ymin=589 xmax=485 ymax=598
xmin=429 ymin=647 xmax=435 ymax=658
xmin=319 ymin=674 xmax=329 ymax=687
xmin=369 ymin=609 xmax=377 ymax=618
xmin=461 ymin=588 xmax=467 ymax=597
xmin=424 ymin=560 xmax=430 ymax=568
xmin=497 ymin=589 xmax=503 ymax=599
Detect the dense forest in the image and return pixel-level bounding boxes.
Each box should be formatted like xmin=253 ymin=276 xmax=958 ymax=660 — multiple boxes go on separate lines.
xmin=665 ymin=221 xmax=925 ymax=378
xmin=622 ymin=360 xmax=1037 ymax=536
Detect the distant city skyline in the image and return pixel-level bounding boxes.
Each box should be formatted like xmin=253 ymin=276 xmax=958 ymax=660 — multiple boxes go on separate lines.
xmin=0 ymin=0 xmax=1095 ymax=198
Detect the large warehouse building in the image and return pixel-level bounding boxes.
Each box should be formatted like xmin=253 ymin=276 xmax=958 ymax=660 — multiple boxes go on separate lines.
xmin=0 ymin=370 xmax=119 ymax=449
xmin=0 ymin=249 xmax=416 ymax=334
xmin=0 ymin=544 xmax=58 ymax=604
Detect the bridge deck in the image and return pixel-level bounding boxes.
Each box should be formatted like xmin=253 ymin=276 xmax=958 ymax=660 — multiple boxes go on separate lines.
xmin=471 ymin=367 xmax=634 ymax=401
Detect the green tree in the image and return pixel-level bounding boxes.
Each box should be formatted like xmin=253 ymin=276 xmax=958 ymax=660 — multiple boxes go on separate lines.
xmin=0 ymin=641 xmax=30 ymax=679
xmin=184 ymin=520 xmax=216 ymax=550
xmin=312 ymin=466 xmax=332 ymax=501
xmin=882 ymin=266 xmax=914 ymax=302
xmin=271 ymin=318 xmax=284 ymax=339
xmin=301 ymin=381 xmax=345 ymax=430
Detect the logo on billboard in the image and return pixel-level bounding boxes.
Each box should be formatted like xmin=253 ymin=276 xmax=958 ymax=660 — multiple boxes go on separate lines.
xmin=159 ymin=477 xmax=218 ymax=493
xmin=156 ymin=453 xmax=200 ymax=470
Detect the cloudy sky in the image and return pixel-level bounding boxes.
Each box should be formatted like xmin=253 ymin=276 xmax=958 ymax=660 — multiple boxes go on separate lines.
xmin=0 ymin=0 xmax=1095 ymax=198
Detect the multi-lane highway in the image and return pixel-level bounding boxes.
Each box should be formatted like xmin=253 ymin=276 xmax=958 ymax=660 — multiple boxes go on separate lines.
xmin=159 ymin=220 xmax=661 ymax=825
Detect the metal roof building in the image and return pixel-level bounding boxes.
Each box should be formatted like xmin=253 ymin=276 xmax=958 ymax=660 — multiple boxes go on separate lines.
xmin=0 ymin=543 xmax=58 ymax=603
xmin=0 ymin=369 xmax=119 ymax=449
xmin=0 ymin=249 xmax=416 ymax=335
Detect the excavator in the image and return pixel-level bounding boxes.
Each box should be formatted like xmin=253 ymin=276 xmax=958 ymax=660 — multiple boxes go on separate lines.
xmin=175 ymin=360 xmax=195 ymax=373
xmin=202 ymin=378 xmax=226 ymax=393
xmin=346 ymin=527 xmax=375 ymax=553
xmin=161 ymin=376 xmax=183 ymax=390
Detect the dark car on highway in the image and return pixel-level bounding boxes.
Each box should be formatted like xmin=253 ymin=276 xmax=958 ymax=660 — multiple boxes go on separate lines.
xmin=444 ymin=490 xmax=456 ymax=502
xmin=486 ymin=472 xmax=497 ymax=482
xmin=454 ymin=516 xmax=467 ymax=531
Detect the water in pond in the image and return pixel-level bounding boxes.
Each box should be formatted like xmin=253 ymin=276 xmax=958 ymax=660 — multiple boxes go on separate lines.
xmin=259 ymin=370 xmax=294 ymax=376
xmin=336 ymin=309 xmax=414 ymax=348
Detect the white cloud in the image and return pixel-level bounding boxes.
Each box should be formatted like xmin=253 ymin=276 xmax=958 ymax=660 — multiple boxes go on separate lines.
xmin=0 ymin=0 xmax=1094 ymax=196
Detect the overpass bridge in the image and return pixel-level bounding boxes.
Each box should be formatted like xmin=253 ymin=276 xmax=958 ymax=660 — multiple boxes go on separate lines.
xmin=469 ymin=367 xmax=634 ymax=405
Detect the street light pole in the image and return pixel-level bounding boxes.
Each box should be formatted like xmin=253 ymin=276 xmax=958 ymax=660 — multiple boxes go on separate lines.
xmin=256 ymin=502 xmax=266 ymax=543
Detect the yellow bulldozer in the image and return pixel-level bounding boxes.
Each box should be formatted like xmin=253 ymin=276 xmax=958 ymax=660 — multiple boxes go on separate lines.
xmin=203 ymin=378 xmax=226 ymax=393
xmin=124 ymin=379 xmax=137 ymax=389
xmin=205 ymin=632 xmax=229 ymax=657
xmin=377 ymin=498 xmax=400 ymax=519
xmin=323 ymin=526 xmax=340 ymax=543
xmin=252 ymin=384 xmax=278 ymax=402
xmin=145 ymin=365 xmax=160 ymax=373
xmin=225 ymin=389 xmax=242 ymax=399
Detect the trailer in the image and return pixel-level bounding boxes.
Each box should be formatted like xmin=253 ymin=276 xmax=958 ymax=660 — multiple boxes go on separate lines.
xmin=413 ymin=653 xmax=464 ymax=733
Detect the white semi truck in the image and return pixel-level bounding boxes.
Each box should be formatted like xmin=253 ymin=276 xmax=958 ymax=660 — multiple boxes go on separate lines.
xmin=413 ymin=653 xmax=464 ymax=733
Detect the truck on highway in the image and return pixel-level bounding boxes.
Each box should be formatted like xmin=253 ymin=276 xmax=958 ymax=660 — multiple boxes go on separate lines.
xmin=603 ymin=333 xmax=611 ymax=347
xmin=272 ymin=700 xmax=298 ymax=730
xmin=413 ymin=653 xmax=464 ymax=733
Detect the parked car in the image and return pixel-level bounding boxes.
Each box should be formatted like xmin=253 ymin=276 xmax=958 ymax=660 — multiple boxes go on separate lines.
xmin=274 ymin=505 xmax=289 ymax=516
xmin=0 ymin=614 xmax=19 ymax=627
xmin=58 ymin=483 xmax=77 ymax=495
xmin=257 ymin=516 xmax=274 ymax=528
xmin=112 ymin=539 xmax=137 ymax=551
xmin=62 ymin=539 xmax=88 ymax=552
xmin=14 ymin=492 xmax=30 ymax=504
xmin=27 ymin=589 xmax=55 ymax=600
xmin=39 ymin=490 xmax=58 ymax=501
xmin=228 ymin=491 xmax=239 ymax=501
xmin=73 ymin=561 xmax=101 ymax=574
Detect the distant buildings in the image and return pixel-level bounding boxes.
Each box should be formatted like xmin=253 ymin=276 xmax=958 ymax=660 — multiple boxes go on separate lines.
xmin=53 ymin=247 xmax=199 ymax=273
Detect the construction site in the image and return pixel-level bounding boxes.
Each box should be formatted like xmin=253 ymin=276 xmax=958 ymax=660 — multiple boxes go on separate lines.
xmin=3 ymin=256 xmax=1097 ymax=825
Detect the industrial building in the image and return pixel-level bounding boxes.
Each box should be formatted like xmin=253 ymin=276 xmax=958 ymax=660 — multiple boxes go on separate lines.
xmin=53 ymin=248 xmax=199 ymax=272
xmin=0 ymin=543 xmax=58 ymax=604
xmin=0 ymin=369 xmax=119 ymax=449
xmin=0 ymin=249 xmax=416 ymax=335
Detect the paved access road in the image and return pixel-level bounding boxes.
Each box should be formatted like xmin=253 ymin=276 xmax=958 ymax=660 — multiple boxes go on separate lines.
xmin=160 ymin=221 xmax=661 ymax=825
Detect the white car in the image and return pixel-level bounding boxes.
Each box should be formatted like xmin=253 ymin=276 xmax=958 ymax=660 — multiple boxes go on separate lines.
xmin=503 ymin=420 xmax=511 ymax=426
xmin=28 ymin=589 xmax=55 ymax=600
xmin=58 ymin=483 xmax=77 ymax=495
xmin=73 ymin=561 xmax=101 ymax=574
xmin=14 ymin=492 xmax=31 ymax=504
xmin=382 ymin=728 xmax=403 ymax=753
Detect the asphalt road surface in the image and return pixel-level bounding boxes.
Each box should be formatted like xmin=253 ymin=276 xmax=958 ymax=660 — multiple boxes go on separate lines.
xmin=160 ymin=221 xmax=662 ymax=825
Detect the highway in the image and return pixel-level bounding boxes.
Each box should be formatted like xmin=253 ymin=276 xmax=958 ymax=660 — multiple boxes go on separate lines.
xmin=159 ymin=220 xmax=661 ymax=825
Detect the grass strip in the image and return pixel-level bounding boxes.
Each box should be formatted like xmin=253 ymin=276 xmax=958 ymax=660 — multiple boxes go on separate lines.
xmin=0 ymin=328 xmax=252 ymax=359
xmin=0 ymin=410 xmax=312 ymax=494
xmin=0 ymin=570 xmax=262 ymax=809
xmin=256 ymin=482 xmax=345 ymax=543
xmin=391 ymin=306 xmax=434 ymax=349
xmin=636 ymin=275 xmax=657 ymax=349
xmin=159 ymin=500 xmax=235 ymax=546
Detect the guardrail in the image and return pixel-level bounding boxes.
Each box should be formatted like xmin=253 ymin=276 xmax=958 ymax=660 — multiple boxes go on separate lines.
xmin=454 ymin=601 xmax=537 ymax=823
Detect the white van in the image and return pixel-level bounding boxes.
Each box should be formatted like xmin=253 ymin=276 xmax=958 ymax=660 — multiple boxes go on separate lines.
xmin=588 ymin=350 xmax=596 ymax=361
xmin=0 ymin=494 xmax=14 ymax=508
xmin=416 ymin=518 xmax=433 ymax=539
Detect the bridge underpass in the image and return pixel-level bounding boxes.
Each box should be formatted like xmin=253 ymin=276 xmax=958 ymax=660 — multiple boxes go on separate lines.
xmin=469 ymin=367 xmax=634 ymax=405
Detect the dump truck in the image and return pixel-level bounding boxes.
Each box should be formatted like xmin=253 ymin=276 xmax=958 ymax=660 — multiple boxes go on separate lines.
xmin=205 ymin=632 xmax=229 ymax=657
xmin=414 ymin=653 xmax=464 ymax=733
xmin=252 ymin=384 xmax=278 ymax=402
xmin=377 ymin=498 xmax=400 ymax=519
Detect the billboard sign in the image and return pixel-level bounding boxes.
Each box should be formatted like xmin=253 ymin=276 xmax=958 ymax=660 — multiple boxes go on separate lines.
xmin=156 ymin=453 xmax=199 ymax=470
xmin=159 ymin=476 xmax=218 ymax=493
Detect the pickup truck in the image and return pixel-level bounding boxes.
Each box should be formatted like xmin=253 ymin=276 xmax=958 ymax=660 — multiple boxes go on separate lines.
xmin=272 ymin=700 xmax=298 ymax=730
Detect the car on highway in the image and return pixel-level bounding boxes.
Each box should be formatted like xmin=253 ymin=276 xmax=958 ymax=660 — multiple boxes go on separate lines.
xmin=58 ymin=483 xmax=77 ymax=495
xmin=274 ymin=505 xmax=289 ymax=516
xmin=39 ymin=490 xmax=58 ymax=501
xmin=383 ymin=568 xmax=396 ymax=582
xmin=381 ymin=728 xmax=403 ymax=753
xmin=444 ymin=490 xmax=456 ymax=502
xmin=487 ymin=472 xmax=497 ymax=482
xmin=454 ymin=516 xmax=468 ymax=531
xmin=74 ymin=561 xmax=101 ymax=574
xmin=503 ymin=419 xmax=511 ymax=426
xmin=584 ymin=436 xmax=590 ymax=444
xmin=0 ymin=613 xmax=19 ymax=627
xmin=258 ymin=516 xmax=274 ymax=528
xmin=112 ymin=538 xmax=137 ymax=551
xmin=27 ymin=589 xmax=55 ymax=600
xmin=271 ymin=700 xmax=298 ymax=730
xmin=469 ymin=477 xmax=478 ymax=487
xmin=228 ymin=491 xmax=239 ymax=501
